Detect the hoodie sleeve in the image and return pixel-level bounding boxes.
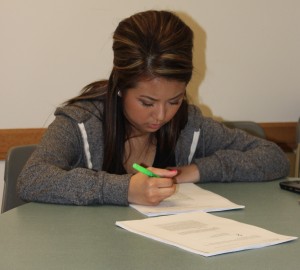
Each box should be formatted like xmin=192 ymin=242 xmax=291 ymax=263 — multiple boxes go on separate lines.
xmin=177 ymin=105 xmax=290 ymax=182
xmin=194 ymin=116 xmax=290 ymax=182
xmin=17 ymin=114 xmax=131 ymax=206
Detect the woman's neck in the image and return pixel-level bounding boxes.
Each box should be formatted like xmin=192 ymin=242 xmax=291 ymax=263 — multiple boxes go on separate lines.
xmin=123 ymin=133 xmax=157 ymax=173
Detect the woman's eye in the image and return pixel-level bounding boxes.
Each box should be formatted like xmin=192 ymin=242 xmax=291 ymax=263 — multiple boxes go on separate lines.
xmin=141 ymin=101 xmax=154 ymax=107
xmin=169 ymin=100 xmax=182 ymax=105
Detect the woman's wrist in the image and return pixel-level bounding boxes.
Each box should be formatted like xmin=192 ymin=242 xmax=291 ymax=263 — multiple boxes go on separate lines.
xmin=172 ymin=164 xmax=200 ymax=183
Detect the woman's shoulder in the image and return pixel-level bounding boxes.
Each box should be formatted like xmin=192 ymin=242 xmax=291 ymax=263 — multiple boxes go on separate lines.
xmin=185 ymin=104 xmax=224 ymax=132
xmin=186 ymin=104 xmax=204 ymax=128
xmin=54 ymin=100 xmax=104 ymax=124
xmin=187 ymin=104 xmax=202 ymax=116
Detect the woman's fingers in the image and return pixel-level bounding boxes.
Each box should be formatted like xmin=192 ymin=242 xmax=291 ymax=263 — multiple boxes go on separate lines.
xmin=128 ymin=173 xmax=176 ymax=206
xmin=148 ymin=167 xmax=178 ymax=178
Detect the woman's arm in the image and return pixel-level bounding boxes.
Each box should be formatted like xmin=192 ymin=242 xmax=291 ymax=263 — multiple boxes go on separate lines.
xmin=175 ymin=107 xmax=290 ymax=183
xmin=17 ymin=116 xmax=131 ymax=206
xmin=194 ymin=118 xmax=290 ymax=182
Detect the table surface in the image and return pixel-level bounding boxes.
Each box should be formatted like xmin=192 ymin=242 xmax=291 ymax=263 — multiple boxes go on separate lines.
xmin=0 ymin=179 xmax=299 ymax=270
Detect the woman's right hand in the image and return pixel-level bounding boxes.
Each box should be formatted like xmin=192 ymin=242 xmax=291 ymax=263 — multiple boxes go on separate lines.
xmin=128 ymin=167 xmax=178 ymax=206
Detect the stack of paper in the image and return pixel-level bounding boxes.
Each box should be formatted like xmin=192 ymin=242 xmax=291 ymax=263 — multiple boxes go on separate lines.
xmin=130 ymin=183 xmax=244 ymax=217
xmin=116 ymin=211 xmax=297 ymax=257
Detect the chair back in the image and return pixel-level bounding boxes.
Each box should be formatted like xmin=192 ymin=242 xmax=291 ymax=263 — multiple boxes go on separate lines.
xmin=223 ymin=121 xmax=266 ymax=139
xmin=295 ymin=118 xmax=300 ymax=177
xmin=1 ymin=144 xmax=37 ymax=213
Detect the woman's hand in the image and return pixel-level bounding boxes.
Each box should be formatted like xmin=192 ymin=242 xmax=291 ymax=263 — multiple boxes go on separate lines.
xmin=128 ymin=167 xmax=178 ymax=206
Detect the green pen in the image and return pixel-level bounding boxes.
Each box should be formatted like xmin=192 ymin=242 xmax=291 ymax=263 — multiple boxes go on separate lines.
xmin=132 ymin=163 xmax=160 ymax=178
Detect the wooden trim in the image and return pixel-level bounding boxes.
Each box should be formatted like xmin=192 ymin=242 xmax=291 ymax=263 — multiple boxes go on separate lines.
xmin=0 ymin=122 xmax=297 ymax=160
xmin=259 ymin=122 xmax=297 ymax=151
xmin=0 ymin=128 xmax=46 ymax=160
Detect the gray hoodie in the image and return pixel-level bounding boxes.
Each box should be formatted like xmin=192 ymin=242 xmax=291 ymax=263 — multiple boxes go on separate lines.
xmin=17 ymin=100 xmax=289 ymax=206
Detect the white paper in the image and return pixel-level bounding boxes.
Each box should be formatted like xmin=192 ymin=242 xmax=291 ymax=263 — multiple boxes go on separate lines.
xmin=116 ymin=211 xmax=297 ymax=257
xmin=130 ymin=183 xmax=244 ymax=216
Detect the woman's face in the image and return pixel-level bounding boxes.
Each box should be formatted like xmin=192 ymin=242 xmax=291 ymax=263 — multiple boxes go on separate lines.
xmin=122 ymin=77 xmax=186 ymax=135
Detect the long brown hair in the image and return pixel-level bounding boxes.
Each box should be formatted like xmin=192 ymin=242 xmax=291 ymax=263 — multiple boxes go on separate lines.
xmin=67 ymin=10 xmax=194 ymax=173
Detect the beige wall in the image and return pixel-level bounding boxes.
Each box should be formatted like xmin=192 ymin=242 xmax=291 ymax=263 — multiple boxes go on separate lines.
xmin=1 ymin=0 xmax=299 ymax=129
xmin=0 ymin=0 xmax=299 ymax=210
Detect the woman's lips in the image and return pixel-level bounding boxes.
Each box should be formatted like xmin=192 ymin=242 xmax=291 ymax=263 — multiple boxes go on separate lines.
xmin=148 ymin=123 xmax=162 ymax=130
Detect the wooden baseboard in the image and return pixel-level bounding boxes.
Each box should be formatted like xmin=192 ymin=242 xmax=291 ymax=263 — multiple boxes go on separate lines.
xmin=0 ymin=128 xmax=46 ymax=160
xmin=0 ymin=122 xmax=297 ymax=160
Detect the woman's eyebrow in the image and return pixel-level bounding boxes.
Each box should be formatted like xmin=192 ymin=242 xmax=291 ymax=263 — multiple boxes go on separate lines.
xmin=139 ymin=92 xmax=185 ymax=101
xmin=139 ymin=95 xmax=158 ymax=101
xmin=168 ymin=92 xmax=185 ymax=100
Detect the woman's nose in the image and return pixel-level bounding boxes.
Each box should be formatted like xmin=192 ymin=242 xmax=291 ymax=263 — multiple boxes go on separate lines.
xmin=153 ymin=104 xmax=166 ymax=121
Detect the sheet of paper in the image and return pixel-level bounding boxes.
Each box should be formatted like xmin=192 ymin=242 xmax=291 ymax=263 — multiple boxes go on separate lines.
xmin=116 ymin=211 xmax=297 ymax=257
xmin=130 ymin=183 xmax=244 ymax=216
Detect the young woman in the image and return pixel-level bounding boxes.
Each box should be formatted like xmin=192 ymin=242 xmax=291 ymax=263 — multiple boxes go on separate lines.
xmin=17 ymin=10 xmax=289 ymax=207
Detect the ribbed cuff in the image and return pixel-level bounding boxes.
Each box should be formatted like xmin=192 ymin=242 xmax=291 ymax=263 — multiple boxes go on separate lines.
xmin=195 ymin=156 xmax=223 ymax=183
xmin=102 ymin=175 xmax=131 ymax=205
